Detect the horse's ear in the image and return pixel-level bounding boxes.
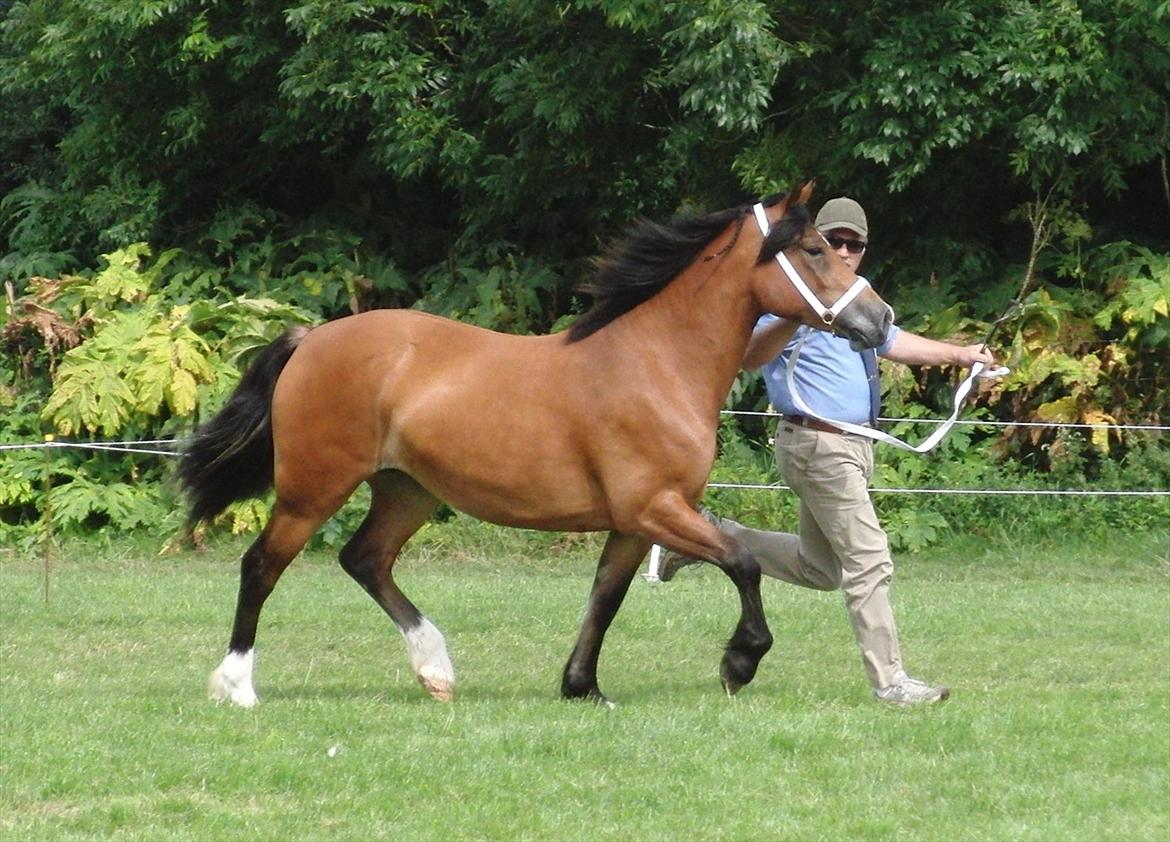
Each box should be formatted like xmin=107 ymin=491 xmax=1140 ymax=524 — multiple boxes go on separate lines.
xmin=793 ymin=179 xmax=815 ymax=207
xmin=764 ymin=179 xmax=816 ymax=210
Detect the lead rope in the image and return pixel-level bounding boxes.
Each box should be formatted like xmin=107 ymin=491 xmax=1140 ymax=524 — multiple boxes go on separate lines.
xmin=784 ymin=241 xmax=1031 ymax=452
xmin=784 ymin=328 xmax=1009 ymax=453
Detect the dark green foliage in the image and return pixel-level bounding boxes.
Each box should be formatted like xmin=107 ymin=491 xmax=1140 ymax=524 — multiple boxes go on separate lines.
xmin=1 ymin=0 xmax=1167 ymax=546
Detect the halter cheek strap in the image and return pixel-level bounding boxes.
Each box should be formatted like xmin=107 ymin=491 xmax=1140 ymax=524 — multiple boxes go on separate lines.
xmin=752 ymin=203 xmax=871 ymax=325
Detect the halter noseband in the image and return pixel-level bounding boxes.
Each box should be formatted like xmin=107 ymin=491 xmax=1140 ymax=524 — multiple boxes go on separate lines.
xmin=752 ymin=203 xmax=870 ymax=325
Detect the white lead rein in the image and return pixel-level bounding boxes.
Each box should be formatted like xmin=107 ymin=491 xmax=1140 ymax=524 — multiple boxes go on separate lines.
xmin=786 ymin=328 xmax=1010 ymax=453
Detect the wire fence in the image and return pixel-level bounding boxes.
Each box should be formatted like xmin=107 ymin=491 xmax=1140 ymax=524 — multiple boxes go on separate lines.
xmin=724 ymin=409 xmax=1170 ymax=432
xmin=708 ymin=411 xmax=1170 ymax=496
xmin=2 ymin=415 xmax=1168 ymax=497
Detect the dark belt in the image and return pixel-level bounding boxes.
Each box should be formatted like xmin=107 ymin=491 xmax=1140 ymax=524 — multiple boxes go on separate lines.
xmin=781 ymin=414 xmax=868 ymax=435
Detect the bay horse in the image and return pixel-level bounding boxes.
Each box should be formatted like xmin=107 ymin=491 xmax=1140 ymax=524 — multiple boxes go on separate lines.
xmin=179 ymin=181 xmax=892 ymax=708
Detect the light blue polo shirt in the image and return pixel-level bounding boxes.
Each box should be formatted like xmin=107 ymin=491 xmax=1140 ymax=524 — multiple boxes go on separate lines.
xmin=756 ymin=313 xmax=899 ymax=425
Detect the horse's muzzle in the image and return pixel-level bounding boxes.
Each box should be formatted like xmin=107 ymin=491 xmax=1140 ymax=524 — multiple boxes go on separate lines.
xmin=840 ymin=297 xmax=894 ymax=351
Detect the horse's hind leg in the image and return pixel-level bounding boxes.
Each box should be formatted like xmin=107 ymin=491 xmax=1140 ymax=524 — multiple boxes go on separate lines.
xmin=208 ymin=503 xmax=328 ymax=707
xmin=337 ymin=470 xmax=453 ymax=701
xmin=561 ymin=530 xmax=651 ymax=707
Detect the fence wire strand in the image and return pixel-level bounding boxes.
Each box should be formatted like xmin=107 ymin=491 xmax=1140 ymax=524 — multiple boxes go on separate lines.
xmin=2 ymin=421 xmax=1168 ymax=497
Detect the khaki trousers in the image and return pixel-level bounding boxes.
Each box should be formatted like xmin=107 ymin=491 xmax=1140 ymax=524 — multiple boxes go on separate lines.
xmin=718 ymin=423 xmax=902 ymax=689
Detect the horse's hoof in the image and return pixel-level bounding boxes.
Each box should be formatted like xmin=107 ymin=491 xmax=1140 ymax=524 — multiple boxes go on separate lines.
xmin=210 ymin=684 xmax=259 ymax=708
xmin=719 ymin=646 xmax=760 ymax=697
xmin=594 ymin=693 xmax=618 ymax=710
xmin=720 ymin=675 xmax=743 ymax=698
xmin=406 ymin=619 xmax=455 ymax=701
xmin=583 ymin=687 xmax=618 ymax=709
xmin=719 ymin=657 xmax=750 ymax=697
xmin=562 ymin=687 xmax=617 ymax=709
xmin=418 ymin=674 xmax=455 ymax=702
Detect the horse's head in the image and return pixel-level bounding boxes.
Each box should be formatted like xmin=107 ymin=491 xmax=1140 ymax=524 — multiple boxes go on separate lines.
xmin=751 ymin=181 xmax=893 ymax=350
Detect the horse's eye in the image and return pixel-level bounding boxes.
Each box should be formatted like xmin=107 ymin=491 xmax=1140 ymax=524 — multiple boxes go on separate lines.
xmin=806 ymin=246 xmax=823 ymax=257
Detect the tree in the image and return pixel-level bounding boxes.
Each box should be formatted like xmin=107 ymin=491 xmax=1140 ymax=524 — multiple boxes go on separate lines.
xmin=2 ymin=0 xmax=1167 ymax=541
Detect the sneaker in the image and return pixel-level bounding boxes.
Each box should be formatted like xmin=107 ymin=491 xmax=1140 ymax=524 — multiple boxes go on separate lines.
xmin=657 ymin=508 xmax=721 ymax=582
xmin=874 ymin=671 xmax=950 ymax=706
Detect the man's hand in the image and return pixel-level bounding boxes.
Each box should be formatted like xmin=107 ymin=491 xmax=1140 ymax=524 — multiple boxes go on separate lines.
xmin=955 ymin=342 xmax=996 ymax=368
xmin=743 ymin=318 xmax=800 ymax=369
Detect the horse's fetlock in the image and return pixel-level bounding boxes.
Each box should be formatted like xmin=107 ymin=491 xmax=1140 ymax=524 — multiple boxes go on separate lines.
xmin=750 ymin=627 xmax=774 ymax=657
xmin=729 ymin=622 xmax=772 ymax=657
xmin=560 ymin=666 xmax=597 ymax=701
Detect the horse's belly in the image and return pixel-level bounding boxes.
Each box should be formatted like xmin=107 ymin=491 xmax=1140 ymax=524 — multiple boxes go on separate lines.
xmin=406 ymin=460 xmax=610 ymax=532
xmin=448 ymin=490 xmax=610 ymax=532
xmin=379 ymin=398 xmax=612 ymax=531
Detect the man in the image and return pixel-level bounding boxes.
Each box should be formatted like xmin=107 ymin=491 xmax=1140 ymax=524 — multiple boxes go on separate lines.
xmin=661 ymin=197 xmax=995 ymax=706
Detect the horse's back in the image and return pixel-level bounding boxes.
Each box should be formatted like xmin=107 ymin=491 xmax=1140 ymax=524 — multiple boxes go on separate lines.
xmin=269 ymin=310 xmax=611 ymax=527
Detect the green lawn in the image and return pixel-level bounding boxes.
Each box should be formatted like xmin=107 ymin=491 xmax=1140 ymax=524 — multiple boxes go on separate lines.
xmin=1 ymin=529 xmax=1167 ymax=840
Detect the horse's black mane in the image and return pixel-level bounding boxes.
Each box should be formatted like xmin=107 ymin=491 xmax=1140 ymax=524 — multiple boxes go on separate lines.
xmin=566 ymin=194 xmax=811 ymax=342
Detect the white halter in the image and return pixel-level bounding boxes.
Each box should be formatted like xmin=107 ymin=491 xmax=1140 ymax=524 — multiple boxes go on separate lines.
xmin=751 ymin=202 xmax=871 ymax=325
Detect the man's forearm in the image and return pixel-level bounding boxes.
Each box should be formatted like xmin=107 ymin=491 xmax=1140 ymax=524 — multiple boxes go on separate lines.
xmin=743 ymin=318 xmax=799 ymax=369
xmin=884 ymin=331 xmax=993 ymax=367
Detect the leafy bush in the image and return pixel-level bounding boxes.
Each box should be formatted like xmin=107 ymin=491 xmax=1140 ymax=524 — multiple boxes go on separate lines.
xmin=2 ymin=0 xmax=1166 ymax=552
xmin=0 ymin=243 xmax=315 ymax=540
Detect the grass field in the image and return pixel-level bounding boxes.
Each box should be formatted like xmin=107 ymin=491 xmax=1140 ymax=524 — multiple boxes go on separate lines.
xmin=2 ymin=527 xmax=1168 ymax=841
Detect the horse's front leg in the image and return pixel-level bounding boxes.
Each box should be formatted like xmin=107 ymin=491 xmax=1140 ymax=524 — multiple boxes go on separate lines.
xmin=643 ymin=499 xmax=774 ymax=696
xmin=561 ymin=530 xmax=651 ymax=707
xmin=708 ymin=542 xmax=772 ymax=695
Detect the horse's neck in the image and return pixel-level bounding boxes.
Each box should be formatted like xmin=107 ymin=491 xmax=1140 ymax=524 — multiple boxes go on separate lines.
xmin=605 ymin=257 xmax=759 ymax=415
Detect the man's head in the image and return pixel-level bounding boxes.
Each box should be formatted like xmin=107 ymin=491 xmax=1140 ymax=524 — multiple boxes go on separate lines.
xmin=815 ymin=197 xmax=867 ymax=273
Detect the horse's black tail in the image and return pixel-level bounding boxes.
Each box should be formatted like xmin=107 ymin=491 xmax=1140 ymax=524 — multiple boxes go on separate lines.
xmin=179 ymin=326 xmax=310 ymax=525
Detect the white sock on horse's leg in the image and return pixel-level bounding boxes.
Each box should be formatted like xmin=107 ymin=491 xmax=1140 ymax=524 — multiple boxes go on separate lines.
xmin=403 ymin=618 xmax=455 ymax=701
xmin=208 ymin=649 xmax=259 ymax=707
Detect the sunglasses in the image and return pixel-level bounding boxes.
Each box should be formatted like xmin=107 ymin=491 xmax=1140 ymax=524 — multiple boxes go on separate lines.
xmin=826 ymin=235 xmax=867 ymax=254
